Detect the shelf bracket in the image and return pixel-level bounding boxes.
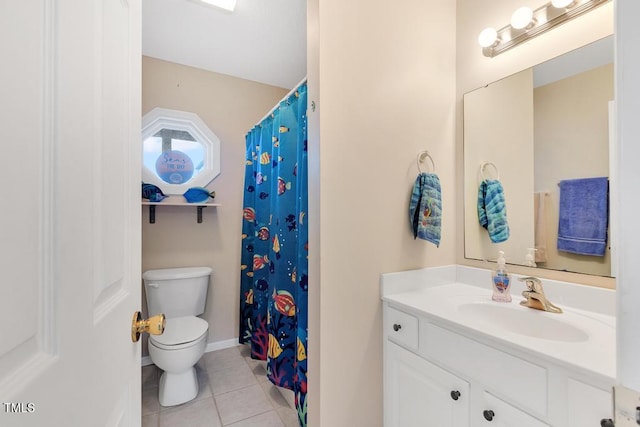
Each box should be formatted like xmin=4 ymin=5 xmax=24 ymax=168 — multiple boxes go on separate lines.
xmin=197 ymin=206 xmax=207 ymax=223
xmin=149 ymin=205 xmax=156 ymax=224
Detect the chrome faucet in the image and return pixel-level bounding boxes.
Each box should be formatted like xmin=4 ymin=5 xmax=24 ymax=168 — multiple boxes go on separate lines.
xmin=519 ymin=277 xmax=563 ymax=314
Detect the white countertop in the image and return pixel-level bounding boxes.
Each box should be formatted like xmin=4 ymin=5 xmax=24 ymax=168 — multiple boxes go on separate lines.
xmin=381 ymin=266 xmax=616 ymax=381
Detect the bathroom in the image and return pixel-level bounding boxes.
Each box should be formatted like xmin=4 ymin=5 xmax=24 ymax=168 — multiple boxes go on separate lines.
xmin=139 ymin=0 xmax=616 ymax=424
xmin=2 ymin=0 xmax=640 ymax=426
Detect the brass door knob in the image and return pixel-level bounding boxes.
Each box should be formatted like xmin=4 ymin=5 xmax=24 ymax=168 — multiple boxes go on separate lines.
xmin=131 ymin=311 xmax=165 ymax=342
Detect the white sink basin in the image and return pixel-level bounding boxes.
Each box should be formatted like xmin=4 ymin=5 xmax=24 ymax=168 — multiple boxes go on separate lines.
xmin=458 ymin=302 xmax=590 ymax=342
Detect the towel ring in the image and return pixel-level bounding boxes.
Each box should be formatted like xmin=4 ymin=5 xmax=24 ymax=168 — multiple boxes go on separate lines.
xmin=417 ymin=151 xmax=435 ymax=174
xmin=480 ymin=161 xmax=500 ymax=181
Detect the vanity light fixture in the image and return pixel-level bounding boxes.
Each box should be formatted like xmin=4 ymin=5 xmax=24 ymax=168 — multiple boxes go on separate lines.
xmin=200 ymin=0 xmax=236 ymax=12
xmin=551 ymin=0 xmax=576 ymax=8
xmin=479 ymin=0 xmax=610 ymax=58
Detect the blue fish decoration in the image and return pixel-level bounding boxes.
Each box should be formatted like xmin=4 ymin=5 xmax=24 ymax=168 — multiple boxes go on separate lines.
xmin=142 ymin=182 xmax=167 ymax=202
xmin=183 ymin=187 xmax=216 ymax=203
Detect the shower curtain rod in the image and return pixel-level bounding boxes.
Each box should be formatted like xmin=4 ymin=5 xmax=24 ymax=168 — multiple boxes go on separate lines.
xmin=254 ymin=76 xmax=308 ymax=127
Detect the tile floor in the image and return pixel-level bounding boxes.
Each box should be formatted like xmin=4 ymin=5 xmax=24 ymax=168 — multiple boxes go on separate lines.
xmin=142 ymin=345 xmax=299 ymax=427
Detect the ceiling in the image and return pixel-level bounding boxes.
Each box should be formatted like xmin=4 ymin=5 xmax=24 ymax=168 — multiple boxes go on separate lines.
xmin=142 ymin=0 xmax=307 ymax=89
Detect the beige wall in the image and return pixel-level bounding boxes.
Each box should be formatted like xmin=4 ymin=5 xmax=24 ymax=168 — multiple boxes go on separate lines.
xmin=309 ymin=0 xmax=457 ymax=425
xmin=534 ymin=63 xmax=613 ymax=276
xmin=456 ymin=0 xmax=615 ymax=288
xmin=141 ymin=56 xmax=288 ymax=354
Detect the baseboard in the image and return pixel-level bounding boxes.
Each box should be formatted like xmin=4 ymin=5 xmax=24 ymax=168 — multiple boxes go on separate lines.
xmin=141 ymin=337 xmax=240 ymax=367
xmin=205 ymin=338 xmax=240 ymax=353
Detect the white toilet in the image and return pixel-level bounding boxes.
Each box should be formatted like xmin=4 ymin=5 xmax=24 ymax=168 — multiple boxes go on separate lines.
xmin=143 ymin=266 xmax=212 ymax=407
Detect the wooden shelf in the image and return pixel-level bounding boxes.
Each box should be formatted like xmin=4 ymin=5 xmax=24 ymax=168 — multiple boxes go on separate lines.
xmin=142 ymin=200 xmax=221 ymax=223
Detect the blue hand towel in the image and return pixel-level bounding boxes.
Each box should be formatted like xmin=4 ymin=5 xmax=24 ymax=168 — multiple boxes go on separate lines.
xmin=409 ymin=173 xmax=442 ymax=247
xmin=477 ymin=180 xmax=510 ymax=243
xmin=557 ymin=177 xmax=608 ymax=256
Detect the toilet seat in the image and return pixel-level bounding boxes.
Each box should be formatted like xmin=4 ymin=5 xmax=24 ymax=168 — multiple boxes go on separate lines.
xmin=149 ymin=316 xmax=208 ymax=350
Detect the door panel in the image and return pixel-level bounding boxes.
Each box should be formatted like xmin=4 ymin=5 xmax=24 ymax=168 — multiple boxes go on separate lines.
xmin=0 ymin=0 xmax=56 ymax=393
xmin=0 ymin=0 xmax=142 ymax=425
xmin=93 ymin=0 xmax=131 ymax=317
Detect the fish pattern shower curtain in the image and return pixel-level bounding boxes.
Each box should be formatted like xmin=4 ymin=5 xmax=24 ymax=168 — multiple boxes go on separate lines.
xmin=240 ymin=82 xmax=308 ymax=426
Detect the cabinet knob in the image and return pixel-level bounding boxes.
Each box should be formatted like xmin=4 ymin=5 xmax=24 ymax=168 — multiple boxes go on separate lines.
xmin=450 ymin=390 xmax=461 ymax=401
xmin=483 ymin=410 xmax=495 ymax=421
xmin=600 ymin=419 xmax=614 ymax=427
xmin=392 ymin=324 xmax=402 ymax=332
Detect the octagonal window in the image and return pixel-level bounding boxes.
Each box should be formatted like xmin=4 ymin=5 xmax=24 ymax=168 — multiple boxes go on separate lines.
xmin=142 ymin=108 xmax=220 ymax=195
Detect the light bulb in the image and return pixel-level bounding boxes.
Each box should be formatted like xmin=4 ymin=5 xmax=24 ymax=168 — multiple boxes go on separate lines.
xmin=478 ymin=28 xmax=499 ymax=48
xmin=511 ymin=6 xmax=534 ymax=30
xmin=551 ymin=0 xmax=574 ymax=8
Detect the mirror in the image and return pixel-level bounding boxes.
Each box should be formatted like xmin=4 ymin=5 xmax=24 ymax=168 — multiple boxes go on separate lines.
xmin=142 ymin=108 xmax=221 ymax=195
xmin=463 ymin=36 xmax=614 ymax=277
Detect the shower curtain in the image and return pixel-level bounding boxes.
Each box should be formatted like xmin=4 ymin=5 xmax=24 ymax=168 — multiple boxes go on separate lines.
xmin=239 ymin=82 xmax=308 ymax=426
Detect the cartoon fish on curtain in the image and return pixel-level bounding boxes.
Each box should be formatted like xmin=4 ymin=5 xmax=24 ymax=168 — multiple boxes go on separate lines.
xmin=240 ymin=82 xmax=308 ymax=426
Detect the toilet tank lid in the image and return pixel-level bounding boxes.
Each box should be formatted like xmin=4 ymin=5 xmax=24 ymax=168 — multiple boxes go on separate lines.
xmin=143 ymin=267 xmax=212 ymax=281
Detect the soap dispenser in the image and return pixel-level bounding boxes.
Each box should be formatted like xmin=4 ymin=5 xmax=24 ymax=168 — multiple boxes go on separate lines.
xmin=492 ymin=251 xmax=512 ymax=302
xmin=525 ymin=248 xmax=537 ymax=268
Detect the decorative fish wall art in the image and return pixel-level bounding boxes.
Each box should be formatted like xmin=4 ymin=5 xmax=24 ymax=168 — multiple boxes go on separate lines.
xmin=141 ymin=182 xmax=167 ymax=202
xmin=183 ymin=187 xmax=216 ymax=203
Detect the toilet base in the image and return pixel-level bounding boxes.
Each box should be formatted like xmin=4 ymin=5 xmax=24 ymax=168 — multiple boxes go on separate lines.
xmin=158 ymin=367 xmax=199 ymax=407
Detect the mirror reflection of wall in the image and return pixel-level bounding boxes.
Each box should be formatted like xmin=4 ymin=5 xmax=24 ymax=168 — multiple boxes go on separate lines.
xmin=464 ymin=69 xmax=535 ymax=265
xmin=463 ymin=36 xmax=614 ymax=277
xmin=534 ymin=62 xmax=613 ymax=276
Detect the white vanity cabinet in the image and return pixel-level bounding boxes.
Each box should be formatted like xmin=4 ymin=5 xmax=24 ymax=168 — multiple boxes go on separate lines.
xmin=385 ymin=341 xmax=470 ymax=427
xmin=383 ymin=302 xmax=613 ymax=427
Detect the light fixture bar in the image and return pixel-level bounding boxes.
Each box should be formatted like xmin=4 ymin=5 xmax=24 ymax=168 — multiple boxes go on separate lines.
xmin=482 ymin=0 xmax=610 ymax=58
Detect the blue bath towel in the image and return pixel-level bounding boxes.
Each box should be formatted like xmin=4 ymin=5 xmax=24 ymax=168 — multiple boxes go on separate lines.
xmin=557 ymin=177 xmax=608 ymax=256
xmin=409 ymin=173 xmax=442 ymax=247
xmin=477 ymin=180 xmax=510 ymax=243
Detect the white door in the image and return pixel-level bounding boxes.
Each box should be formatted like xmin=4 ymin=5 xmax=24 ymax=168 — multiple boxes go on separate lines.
xmin=0 ymin=1 xmax=142 ymax=426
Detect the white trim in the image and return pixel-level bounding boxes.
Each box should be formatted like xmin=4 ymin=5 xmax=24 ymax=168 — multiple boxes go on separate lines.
xmin=141 ymin=337 xmax=240 ymax=366
xmin=608 ymin=100 xmax=617 ymax=278
xmin=41 ymin=0 xmax=56 ymax=357
xmin=253 ymin=76 xmax=308 ymax=127
xmin=141 ymin=355 xmax=153 ymax=367
xmin=205 ymin=338 xmax=241 ymax=353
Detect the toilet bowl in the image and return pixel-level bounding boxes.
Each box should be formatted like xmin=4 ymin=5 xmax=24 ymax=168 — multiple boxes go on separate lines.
xmin=143 ymin=267 xmax=212 ymax=407
xmin=148 ymin=316 xmax=209 ymax=406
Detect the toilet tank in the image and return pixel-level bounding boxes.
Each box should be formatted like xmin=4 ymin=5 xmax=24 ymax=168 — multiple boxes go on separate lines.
xmin=143 ymin=267 xmax=212 ymax=318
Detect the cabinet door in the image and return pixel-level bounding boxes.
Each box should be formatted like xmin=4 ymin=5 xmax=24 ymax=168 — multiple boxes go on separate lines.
xmin=480 ymin=392 xmax=550 ymax=427
xmin=566 ymin=379 xmax=612 ymax=427
xmin=385 ymin=341 xmax=469 ymax=427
